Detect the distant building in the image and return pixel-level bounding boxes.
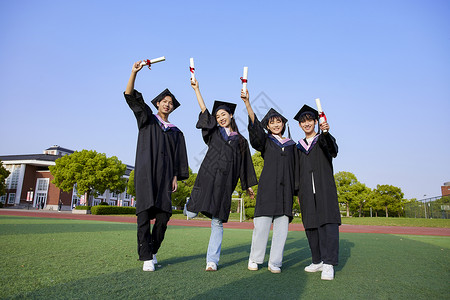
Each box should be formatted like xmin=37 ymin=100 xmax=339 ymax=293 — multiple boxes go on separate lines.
xmin=442 ymin=182 xmax=450 ymax=197
xmin=0 ymin=145 xmax=134 ymax=210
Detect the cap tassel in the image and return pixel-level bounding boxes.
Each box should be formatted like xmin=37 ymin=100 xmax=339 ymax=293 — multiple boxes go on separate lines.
xmin=287 ymin=123 xmax=292 ymax=140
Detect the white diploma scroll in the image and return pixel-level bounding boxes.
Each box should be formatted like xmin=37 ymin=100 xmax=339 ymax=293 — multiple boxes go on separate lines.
xmin=315 ymin=98 xmax=328 ymax=133
xmin=190 ymin=57 xmax=195 ymax=81
xmin=241 ymin=66 xmax=248 ymax=93
xmin=140 ymin=56 xmax=166 ymax=67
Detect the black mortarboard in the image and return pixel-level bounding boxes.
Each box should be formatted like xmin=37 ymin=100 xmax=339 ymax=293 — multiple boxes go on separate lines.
xmin=261 ymin=108 xmax=288 ymax=129
xmin=151 ymin=88 xmax=180 ymax=110
xmin=212 ymin=100 xmax=237 ymax=115
xmin=293 ymin=105 xmax=318 ymax=122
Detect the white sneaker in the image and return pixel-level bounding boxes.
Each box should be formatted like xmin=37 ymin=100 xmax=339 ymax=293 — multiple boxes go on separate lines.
xmin=268 ymin=263 xmax=281 ymax=273
xmin=143 ymin=260 xmax=155 ymax=272
xmin=321 ymin=264 xmax=334 ymax=280
xmin=304 ymin=261 xmax=323 ymax=273
xmin=206 ymin=262 xmax=217 ymax=271
xmin=248 ymin=260 xmax=258 ymax=271
xmin=152 ymin=254 xmax=157 ymax=265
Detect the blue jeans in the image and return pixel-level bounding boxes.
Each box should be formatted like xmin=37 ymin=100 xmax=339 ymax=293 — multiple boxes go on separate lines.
xmin=207 ymin=218 xmax=223 ymax=265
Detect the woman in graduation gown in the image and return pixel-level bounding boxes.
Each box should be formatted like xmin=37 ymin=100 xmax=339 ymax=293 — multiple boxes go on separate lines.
xmin=294 ymin=104 xmax=341 ymax=280
xmin=124 ymin=60 xmax=189 ymax=272
xmin=186 ymin=78 xmax=257 ymax=271
xmin=241 ymin=90 xmax=296 ymax=273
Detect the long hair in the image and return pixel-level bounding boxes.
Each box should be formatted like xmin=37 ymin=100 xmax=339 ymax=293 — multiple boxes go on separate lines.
xmin=230 ymin=118 xmax=247 ymax=157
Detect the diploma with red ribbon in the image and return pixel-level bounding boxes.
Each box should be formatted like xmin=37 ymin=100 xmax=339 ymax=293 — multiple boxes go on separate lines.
xmin=139 ymin=56 xmax=166 ymax=69
xmin=241 ymin=66 xmax=248 ymax=93
xmin=315 ymin=98 xmax=328 ymax=133
xmin=190 ymin=58 xmax=195 ymax=81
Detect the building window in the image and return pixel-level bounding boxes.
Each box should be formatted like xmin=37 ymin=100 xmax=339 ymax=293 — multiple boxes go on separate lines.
xmin=7 ymin=193 xmax=15 ymax=204
xmin=0 ymin=195 xmax=6 ymax=204
xmin=37 ymin=179 xmax=49 ymax=191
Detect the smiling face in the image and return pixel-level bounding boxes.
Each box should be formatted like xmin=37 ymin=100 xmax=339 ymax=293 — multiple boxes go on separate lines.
xmin=157 ymin=95 xmax=174 ymax=114
xmin=300 ymin=118 xmax=317 ymax=136
xmin=215 ymin=109 xmax=232 ymax=128
xmin=267 ymin=116 xmax=285 ymax=136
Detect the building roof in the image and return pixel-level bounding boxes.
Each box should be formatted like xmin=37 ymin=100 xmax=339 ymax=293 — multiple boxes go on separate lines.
xmin=44 ymin=145 xmax=74 ymax=154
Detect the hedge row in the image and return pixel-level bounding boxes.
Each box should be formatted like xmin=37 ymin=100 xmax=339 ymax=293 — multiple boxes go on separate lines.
xmin=75 ymin=206 xmax=92 ymax=210
xmin=91 ymin=205 xmax=136 ymax=215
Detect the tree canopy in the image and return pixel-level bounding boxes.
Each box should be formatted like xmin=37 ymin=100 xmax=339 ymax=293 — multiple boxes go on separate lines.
xmin=0 ymin=161 xmax=11 ymax=196
xmin=49 ymin=150 xmax=127 ymax=205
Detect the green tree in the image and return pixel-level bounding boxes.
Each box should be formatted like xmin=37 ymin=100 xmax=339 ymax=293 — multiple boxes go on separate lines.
xmin=172 ymin=168 xmax=197 ymax=208
xmin=335 ymin=171 xmax=364 ymax=217
xmin=49 ymin=150 xmax=127 ymax=206
xmin=350 ymin=184 xmax=372 ymax=217
xmin=0 ymin=161 xmax=11 ymax=196
xmin=373 ymin=184 xmax=404 ymax=217
xmin=127 ymin=170 xmax=136 ymax=197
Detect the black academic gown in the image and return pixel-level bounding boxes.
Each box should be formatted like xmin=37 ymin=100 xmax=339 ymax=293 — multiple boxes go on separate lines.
xmin=295 ymin=133 xmax=341 ymax=229
xmin=187 ymin=109 xmax=257 ymax=222
xmin=125 ymin=90 xmax=189 ymax=216
xmin=248 ymin=117 xmax=296 ymax=221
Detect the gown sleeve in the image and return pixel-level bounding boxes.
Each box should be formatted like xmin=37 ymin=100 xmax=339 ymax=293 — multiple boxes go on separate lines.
xmin=318 ymin=133 xmax=338 ymax=158
xmin=173 ymin=132 xmax=190 ymax=181
xmin=124 ymin=89 xmax=153 ymax=129
xmin=247 ymin=115 xmax=267 ymax=153
xmin=196 ymin=109 xmax=217 ymax=144
xmin=239 ymin=139 xmax=258 ymax=190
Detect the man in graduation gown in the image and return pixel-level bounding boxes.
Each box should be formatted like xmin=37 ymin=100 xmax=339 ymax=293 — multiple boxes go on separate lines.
xmin=294 ymin=105 xmax=341 ymax=280
xmin=124 ymin=60 xmax=189 ymax=272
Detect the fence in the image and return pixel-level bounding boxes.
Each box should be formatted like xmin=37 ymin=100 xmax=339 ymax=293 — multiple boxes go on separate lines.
xmin=403 ymin=196 xmax=450 ymax=219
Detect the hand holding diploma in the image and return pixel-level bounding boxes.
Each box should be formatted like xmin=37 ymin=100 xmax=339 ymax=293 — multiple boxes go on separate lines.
xmin=240 ymin=88 xmax=249 ymax=103
xmin=315 ymin=98 xmax=328 ymax=133
xmin=139 ymin=56 xmax=166 ymax=69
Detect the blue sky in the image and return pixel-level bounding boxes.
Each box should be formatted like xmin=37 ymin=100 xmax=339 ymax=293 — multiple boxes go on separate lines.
xmin=1 ymin=0 xmax=449 ymax=200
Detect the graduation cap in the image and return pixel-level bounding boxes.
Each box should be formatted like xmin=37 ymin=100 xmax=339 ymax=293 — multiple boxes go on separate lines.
xmin=261 ymin=108 xmax=288 ymax=129
xmin=212 ymin=100 xmax=237 ymax=115
xmin=293 ymin=104 xmax=318 ymax=122
xmin=151 ymin=88 xmax=180 ymax=110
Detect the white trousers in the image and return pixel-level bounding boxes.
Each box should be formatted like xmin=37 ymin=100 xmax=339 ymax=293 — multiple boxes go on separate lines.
xmin=249 ymin=215 xmax=289 ymax=268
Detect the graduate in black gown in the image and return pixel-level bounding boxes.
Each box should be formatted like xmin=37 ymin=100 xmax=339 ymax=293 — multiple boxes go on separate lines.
xmin=185 ymin=78 xmax=257 ymax=271
xmin=242 ymin=90 xmax=296 ymax=273
xmin=124 ymin=60 xmax=189 ymax=272
xmin=294 ymin=104 xmax=341 ymax=280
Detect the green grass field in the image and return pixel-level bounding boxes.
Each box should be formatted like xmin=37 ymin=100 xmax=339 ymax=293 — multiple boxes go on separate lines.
xmin=1 ymin=216 xmax=449 ymax=299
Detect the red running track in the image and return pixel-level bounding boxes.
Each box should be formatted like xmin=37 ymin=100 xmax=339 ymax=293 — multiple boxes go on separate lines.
xmin=1 ymin=209 xmax=449 ymax=236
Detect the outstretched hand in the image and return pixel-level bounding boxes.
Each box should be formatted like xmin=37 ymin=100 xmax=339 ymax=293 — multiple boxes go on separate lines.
xmin=191 ymin=78 xmax=199 ymax=90
xmin=132 ymin=60 xmax=144 ymax=73
xmin=241 ymin=89 xmax=249 ymax=103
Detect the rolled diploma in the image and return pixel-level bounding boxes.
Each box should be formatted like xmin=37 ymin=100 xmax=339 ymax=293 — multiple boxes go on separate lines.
xmin=190 ymin=58 xmax=195 ymax=81
xmin=315 ymin=98 xmax=328 ymax=132
xmin=140 ymin=56 xmax=166 ymax=67
xmin=242 ymin=67 xmax=248 ymax=92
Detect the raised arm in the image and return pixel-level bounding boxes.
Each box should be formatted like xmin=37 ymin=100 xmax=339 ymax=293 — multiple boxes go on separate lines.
xmin=241 ymin=89 xmax=255 ymax=123
xmin=125 ymin=61 xmax=144 ymax=95
xmin=191 ymin=79 xmax=207 ymax=113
